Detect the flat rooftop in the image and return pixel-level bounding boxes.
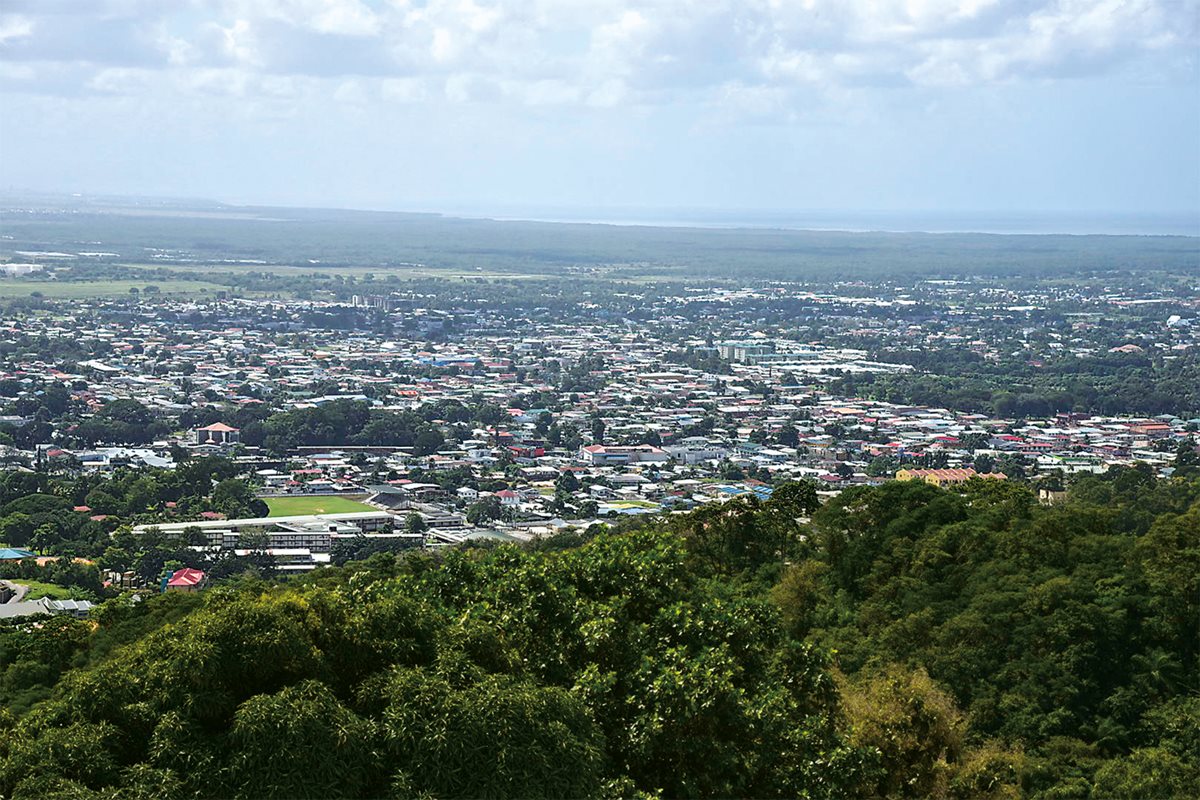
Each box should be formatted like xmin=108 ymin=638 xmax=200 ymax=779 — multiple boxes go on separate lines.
xmin=132 ymin=510 xmax=394 ymax=534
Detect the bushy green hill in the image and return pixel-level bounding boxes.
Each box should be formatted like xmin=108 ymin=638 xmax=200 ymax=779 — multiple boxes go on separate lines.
xmin=0 ymin=470 xmax=1196 ymax=799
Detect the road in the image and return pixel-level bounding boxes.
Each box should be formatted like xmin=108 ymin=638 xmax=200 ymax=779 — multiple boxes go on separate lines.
xmin=0 ymin=580 xmax=30 ymax=603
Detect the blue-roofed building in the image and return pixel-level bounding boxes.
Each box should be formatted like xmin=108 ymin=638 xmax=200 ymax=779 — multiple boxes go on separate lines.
xmin=0 ymin=548 xmax=36 ymax=561
xmin=714 ymin=485 xmax=773 ymax=502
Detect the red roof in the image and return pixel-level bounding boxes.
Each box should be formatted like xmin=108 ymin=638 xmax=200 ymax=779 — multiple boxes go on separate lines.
xmin=167 ymin=568 xmax=206 ymax=588
xmin=198 ymin=422 xmax=239 ymax=432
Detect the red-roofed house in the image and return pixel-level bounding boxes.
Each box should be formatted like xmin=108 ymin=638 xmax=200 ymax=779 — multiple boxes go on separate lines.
xmin=495 ymin=489 xmax=521 ymax=507
xmin=166 ymin=568 xmax=206 ymax=593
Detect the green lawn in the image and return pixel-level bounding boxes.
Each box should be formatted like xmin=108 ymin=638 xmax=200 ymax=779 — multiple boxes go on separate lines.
xmin=0 ymin=279 xmax=226 ymax=299
xmin=265 ymin=495 xmax=374 ymax=517
xmin=127 ymin=261 xmax=564 ymax=282
xmin=15 ymin=580 xmax=76 ymax=601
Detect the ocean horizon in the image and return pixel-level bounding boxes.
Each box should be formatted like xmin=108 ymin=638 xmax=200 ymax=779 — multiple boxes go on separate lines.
xmin=470 ymin=208 xmax=1200 ymax=237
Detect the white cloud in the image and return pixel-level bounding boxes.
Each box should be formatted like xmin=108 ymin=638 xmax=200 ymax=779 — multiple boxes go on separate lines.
xmin=0 ymin=62 xmax=37 ymax=81
xmin=217 ymin=19 xmax=261 ymax=67
xmin=381 ymin=76 xmax=429 ymax=102
xmin=0 ymin=13 xmax=34 ymax=44
xmin=586 ymin=78 xmax=628 ymax=108
xmin=223 ymin=0 xmax=381 ymax=37
xmin=186 ymin=67 xmax=251 ymax=97
xmin=905 ymin=0 xmax=1191 ymax=85
xmin=86 ymin=67 xmax=155 ymax=94
xmin=0 ymin=0 xmax=1195 ymax=117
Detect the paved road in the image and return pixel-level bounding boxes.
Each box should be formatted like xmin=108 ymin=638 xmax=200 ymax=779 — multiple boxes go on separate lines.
xmin=0 ymin=580 xmax=29 ymax=603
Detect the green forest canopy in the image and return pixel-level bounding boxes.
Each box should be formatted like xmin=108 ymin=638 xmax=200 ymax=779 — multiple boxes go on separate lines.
xmin=0 ymin=470 xmax=1196 ymax=799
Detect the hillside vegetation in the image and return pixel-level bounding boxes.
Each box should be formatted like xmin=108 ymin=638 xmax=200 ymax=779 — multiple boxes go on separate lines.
xmin=0 ymin=470 xmax=1196 ymax=799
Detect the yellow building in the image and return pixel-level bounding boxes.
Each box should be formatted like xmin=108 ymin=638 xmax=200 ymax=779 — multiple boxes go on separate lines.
xmin=895 ymin=467 xmax=1006 ymax=486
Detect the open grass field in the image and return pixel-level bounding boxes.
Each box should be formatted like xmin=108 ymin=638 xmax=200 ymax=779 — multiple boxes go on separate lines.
xmin=0 ymin=279 xmax=226 ymax=298
xmin=264 ymin=495 xmax=374 ymax=517
xmin=16 ymin=580 xmax=77 ymax=601
xmin=122 ymin=261 xmax=573 ymax=283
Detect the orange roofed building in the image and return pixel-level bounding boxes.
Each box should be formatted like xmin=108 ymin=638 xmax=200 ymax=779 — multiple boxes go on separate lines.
xmin=194 ymin=422 xmax=240 ymax=446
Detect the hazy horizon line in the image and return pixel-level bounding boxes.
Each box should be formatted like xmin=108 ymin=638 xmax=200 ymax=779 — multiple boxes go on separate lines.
xmin=3 ymin=189 xmax=1198 ymax=238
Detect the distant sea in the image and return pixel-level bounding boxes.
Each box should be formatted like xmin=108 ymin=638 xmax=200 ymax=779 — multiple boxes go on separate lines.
xmin=470 ymin=208 xmax=1200 ymax=237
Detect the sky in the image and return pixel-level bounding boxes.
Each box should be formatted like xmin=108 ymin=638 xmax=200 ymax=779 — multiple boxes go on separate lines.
xmin=0 ymin=0 xmax=1198 ymax=221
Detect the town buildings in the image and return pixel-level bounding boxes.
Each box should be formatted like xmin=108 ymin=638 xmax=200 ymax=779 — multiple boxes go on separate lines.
xmin=0 ymin=274 xmax=1195 ymax=581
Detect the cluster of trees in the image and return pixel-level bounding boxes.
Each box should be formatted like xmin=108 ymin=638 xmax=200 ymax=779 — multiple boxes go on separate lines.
xmin=262 ymin=400 xmax=444 ymax=454
xmin=772 ymin=471 xmax=1199 ymax=798
xmin=0 ymin=529 xmax=859 ymax=798
xmin=95 ymin=525 xmax=277 ymax=589
xmin=0 ymin=593 xmax=204 ymax=716
xmin=12 ymin=392 xmax=511 ymax=455
xmin=8 ymin=391 xmax=524 ymax=455
xmin=0 ymin=380 xmax=77 ymax=449
xmin=0 ymin=471 xmax=1195 ymax=798
xmin=665 ymin=345 xmax=733 ymax=375
xmin=0 ymin=478 xmax=1027 ymax=800
xmin=328 ymin=532 xmax=417 ymax=566
xmin=834 ymin=350 xmax=1200 ymax=419
xmin=0 ymin=492 xmax=114 ymax=558
xmin=0 ymin=559 xmax=103 ymax=599
xmin=68 ymin=399 xmax=173 ymax=447
xmin=0 ymin=458 xmax=264 ymax=557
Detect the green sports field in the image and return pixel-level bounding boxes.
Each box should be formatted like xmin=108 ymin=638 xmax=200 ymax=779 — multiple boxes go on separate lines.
xmin=264 ymin=495 xmax=374 ymax=517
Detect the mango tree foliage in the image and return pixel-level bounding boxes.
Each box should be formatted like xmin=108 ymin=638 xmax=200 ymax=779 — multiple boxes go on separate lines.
xmin=2 ymin=472 xmax=1192 ymax=798
xmin=0 ymin=527 xmax=874 ymax=799
xmin=773 ymin=471 xmax=1200 ymax=798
